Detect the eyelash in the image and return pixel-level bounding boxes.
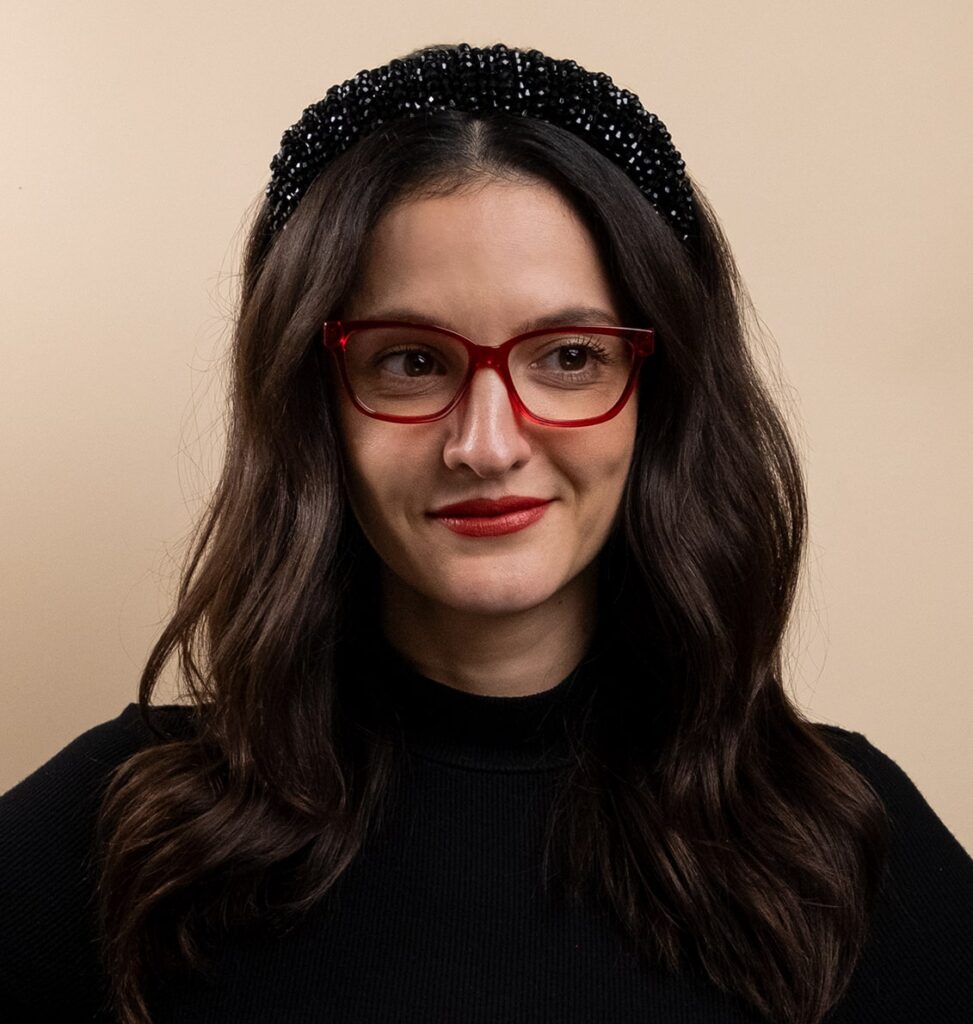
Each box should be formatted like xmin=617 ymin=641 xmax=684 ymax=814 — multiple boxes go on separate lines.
xmin=534 ymin=337 xmax=612 ymax=365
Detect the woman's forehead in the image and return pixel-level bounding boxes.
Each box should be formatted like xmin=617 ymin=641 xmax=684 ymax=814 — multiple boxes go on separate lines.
xmin=345 ymin=180 xmax=617 ymax=323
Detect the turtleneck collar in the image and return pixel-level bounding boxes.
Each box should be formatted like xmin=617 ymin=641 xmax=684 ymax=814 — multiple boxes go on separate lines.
xmin=356 ymin=629 xmax=601 ymax=773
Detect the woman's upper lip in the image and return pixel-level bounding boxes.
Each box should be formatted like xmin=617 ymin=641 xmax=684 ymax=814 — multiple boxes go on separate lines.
xmin=429 ymin=496 xmax=552 ymax=517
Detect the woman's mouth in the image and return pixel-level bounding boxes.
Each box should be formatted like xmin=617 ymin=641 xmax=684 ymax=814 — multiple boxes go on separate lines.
xmin=428 ymin=496 xmax=553 ymax=537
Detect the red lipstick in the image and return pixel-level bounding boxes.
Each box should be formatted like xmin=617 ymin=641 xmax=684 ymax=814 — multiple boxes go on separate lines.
xmin=429 ymin=496 xmax=552 ymax=537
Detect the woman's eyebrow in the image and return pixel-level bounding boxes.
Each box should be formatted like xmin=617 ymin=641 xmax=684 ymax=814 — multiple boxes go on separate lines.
xmin=358 ymin=305 xmax=622 ymax=333
xmin=520 ymin=306 xmax=622 ymax=331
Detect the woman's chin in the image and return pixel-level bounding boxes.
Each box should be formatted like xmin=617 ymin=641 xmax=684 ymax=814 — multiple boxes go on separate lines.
xmin=412 ymin=563 xmax=562 ymax=619
xmin=436 ymin=582 xmax=556 ymax=618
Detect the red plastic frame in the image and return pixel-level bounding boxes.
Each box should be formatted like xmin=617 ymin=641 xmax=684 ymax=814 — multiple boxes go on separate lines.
xmin=322 ymin=320 xmax=655 ymax=427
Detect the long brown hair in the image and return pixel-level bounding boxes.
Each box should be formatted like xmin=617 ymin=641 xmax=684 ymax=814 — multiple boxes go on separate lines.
xmin=94 ymin=53 xmax=889 ymax=1024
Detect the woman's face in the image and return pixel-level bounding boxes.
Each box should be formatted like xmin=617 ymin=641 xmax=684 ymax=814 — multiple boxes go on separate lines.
xmin=335 ymin=177 xmax=637 ymax=619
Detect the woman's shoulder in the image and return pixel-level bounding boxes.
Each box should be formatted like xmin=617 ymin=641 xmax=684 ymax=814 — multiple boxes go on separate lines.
xmin=811 ymin=724 xmax=973 ymax=1010
xmin=0 ymin=702 xmax=197 ymax=814
xmin=815 ymin=721 xmax=973 ymax=928
xmin=0 ymin=701 xmax=199 ymax=880
xmin=814 ymin=722 xmax=922 ymax=798
xmin=0 ymin=703 xmax=197 ymax=1013
xmin=814 ymin=721 xmax=965 ymax=831
xmin=0 ymin=700 xmax=198 ymax=884
xmin=814 ymin=721 xmax=970 ymax=853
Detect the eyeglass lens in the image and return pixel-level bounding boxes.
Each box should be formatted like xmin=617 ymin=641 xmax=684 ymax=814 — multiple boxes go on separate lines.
xmin=342 ymin=326 xmax=636 ymax=422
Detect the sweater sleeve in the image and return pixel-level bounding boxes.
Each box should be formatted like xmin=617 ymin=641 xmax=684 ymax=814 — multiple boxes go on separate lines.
xmin=0 ymin=703 xmax=192 ymax=1023
xmin=818 ymin=724 xmax=973 ymax=1021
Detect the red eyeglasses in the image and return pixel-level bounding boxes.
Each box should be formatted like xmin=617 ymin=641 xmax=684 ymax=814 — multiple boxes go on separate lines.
xmin=323 ymin=320 xmax=655 ymax=427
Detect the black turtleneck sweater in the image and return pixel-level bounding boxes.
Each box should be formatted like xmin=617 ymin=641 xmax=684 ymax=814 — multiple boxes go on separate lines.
xmin=1 ymin=644 xmax=971 ymax=1023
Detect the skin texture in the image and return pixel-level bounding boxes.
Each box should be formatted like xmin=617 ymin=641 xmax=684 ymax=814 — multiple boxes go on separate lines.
xmin=336 ymin=178 xmax=637 ymax=696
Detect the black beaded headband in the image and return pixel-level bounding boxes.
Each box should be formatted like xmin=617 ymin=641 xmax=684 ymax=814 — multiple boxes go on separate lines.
xmin=266 ymin=42 xmax=696 ymax=245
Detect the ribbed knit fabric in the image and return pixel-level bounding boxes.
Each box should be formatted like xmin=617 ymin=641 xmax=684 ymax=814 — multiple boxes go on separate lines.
xmin=1 ymin=643 xmax=971 ymax=1023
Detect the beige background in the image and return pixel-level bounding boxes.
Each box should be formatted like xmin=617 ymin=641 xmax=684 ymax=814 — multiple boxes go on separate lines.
xmin=2 ymin=2 xmax=970 ymax=850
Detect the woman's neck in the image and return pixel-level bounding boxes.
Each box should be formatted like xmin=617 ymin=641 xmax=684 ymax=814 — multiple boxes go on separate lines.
xmin=379 ymin=562 xmax=598 ymax=697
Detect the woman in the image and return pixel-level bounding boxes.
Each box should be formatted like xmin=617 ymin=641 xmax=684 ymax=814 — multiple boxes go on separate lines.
xmin=1 ymin=41 xmax=971 ymax=1024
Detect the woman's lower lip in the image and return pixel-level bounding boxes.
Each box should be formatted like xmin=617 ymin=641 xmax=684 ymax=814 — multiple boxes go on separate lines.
xmin=433 ymin=502 xmax=551 ymax=537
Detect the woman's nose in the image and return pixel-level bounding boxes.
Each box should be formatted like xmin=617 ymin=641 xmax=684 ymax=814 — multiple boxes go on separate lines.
xmin=441 ymin=368 xmax=533 ymax=477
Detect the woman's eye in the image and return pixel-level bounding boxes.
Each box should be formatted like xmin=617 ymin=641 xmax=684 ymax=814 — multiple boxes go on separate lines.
xmin=380 ymin=349 xmax=445 ymax=376
xmin=534 ymin=341 xmax=608 ymax=372
xmin=554 ymin=346 xmax=590 ymax=371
